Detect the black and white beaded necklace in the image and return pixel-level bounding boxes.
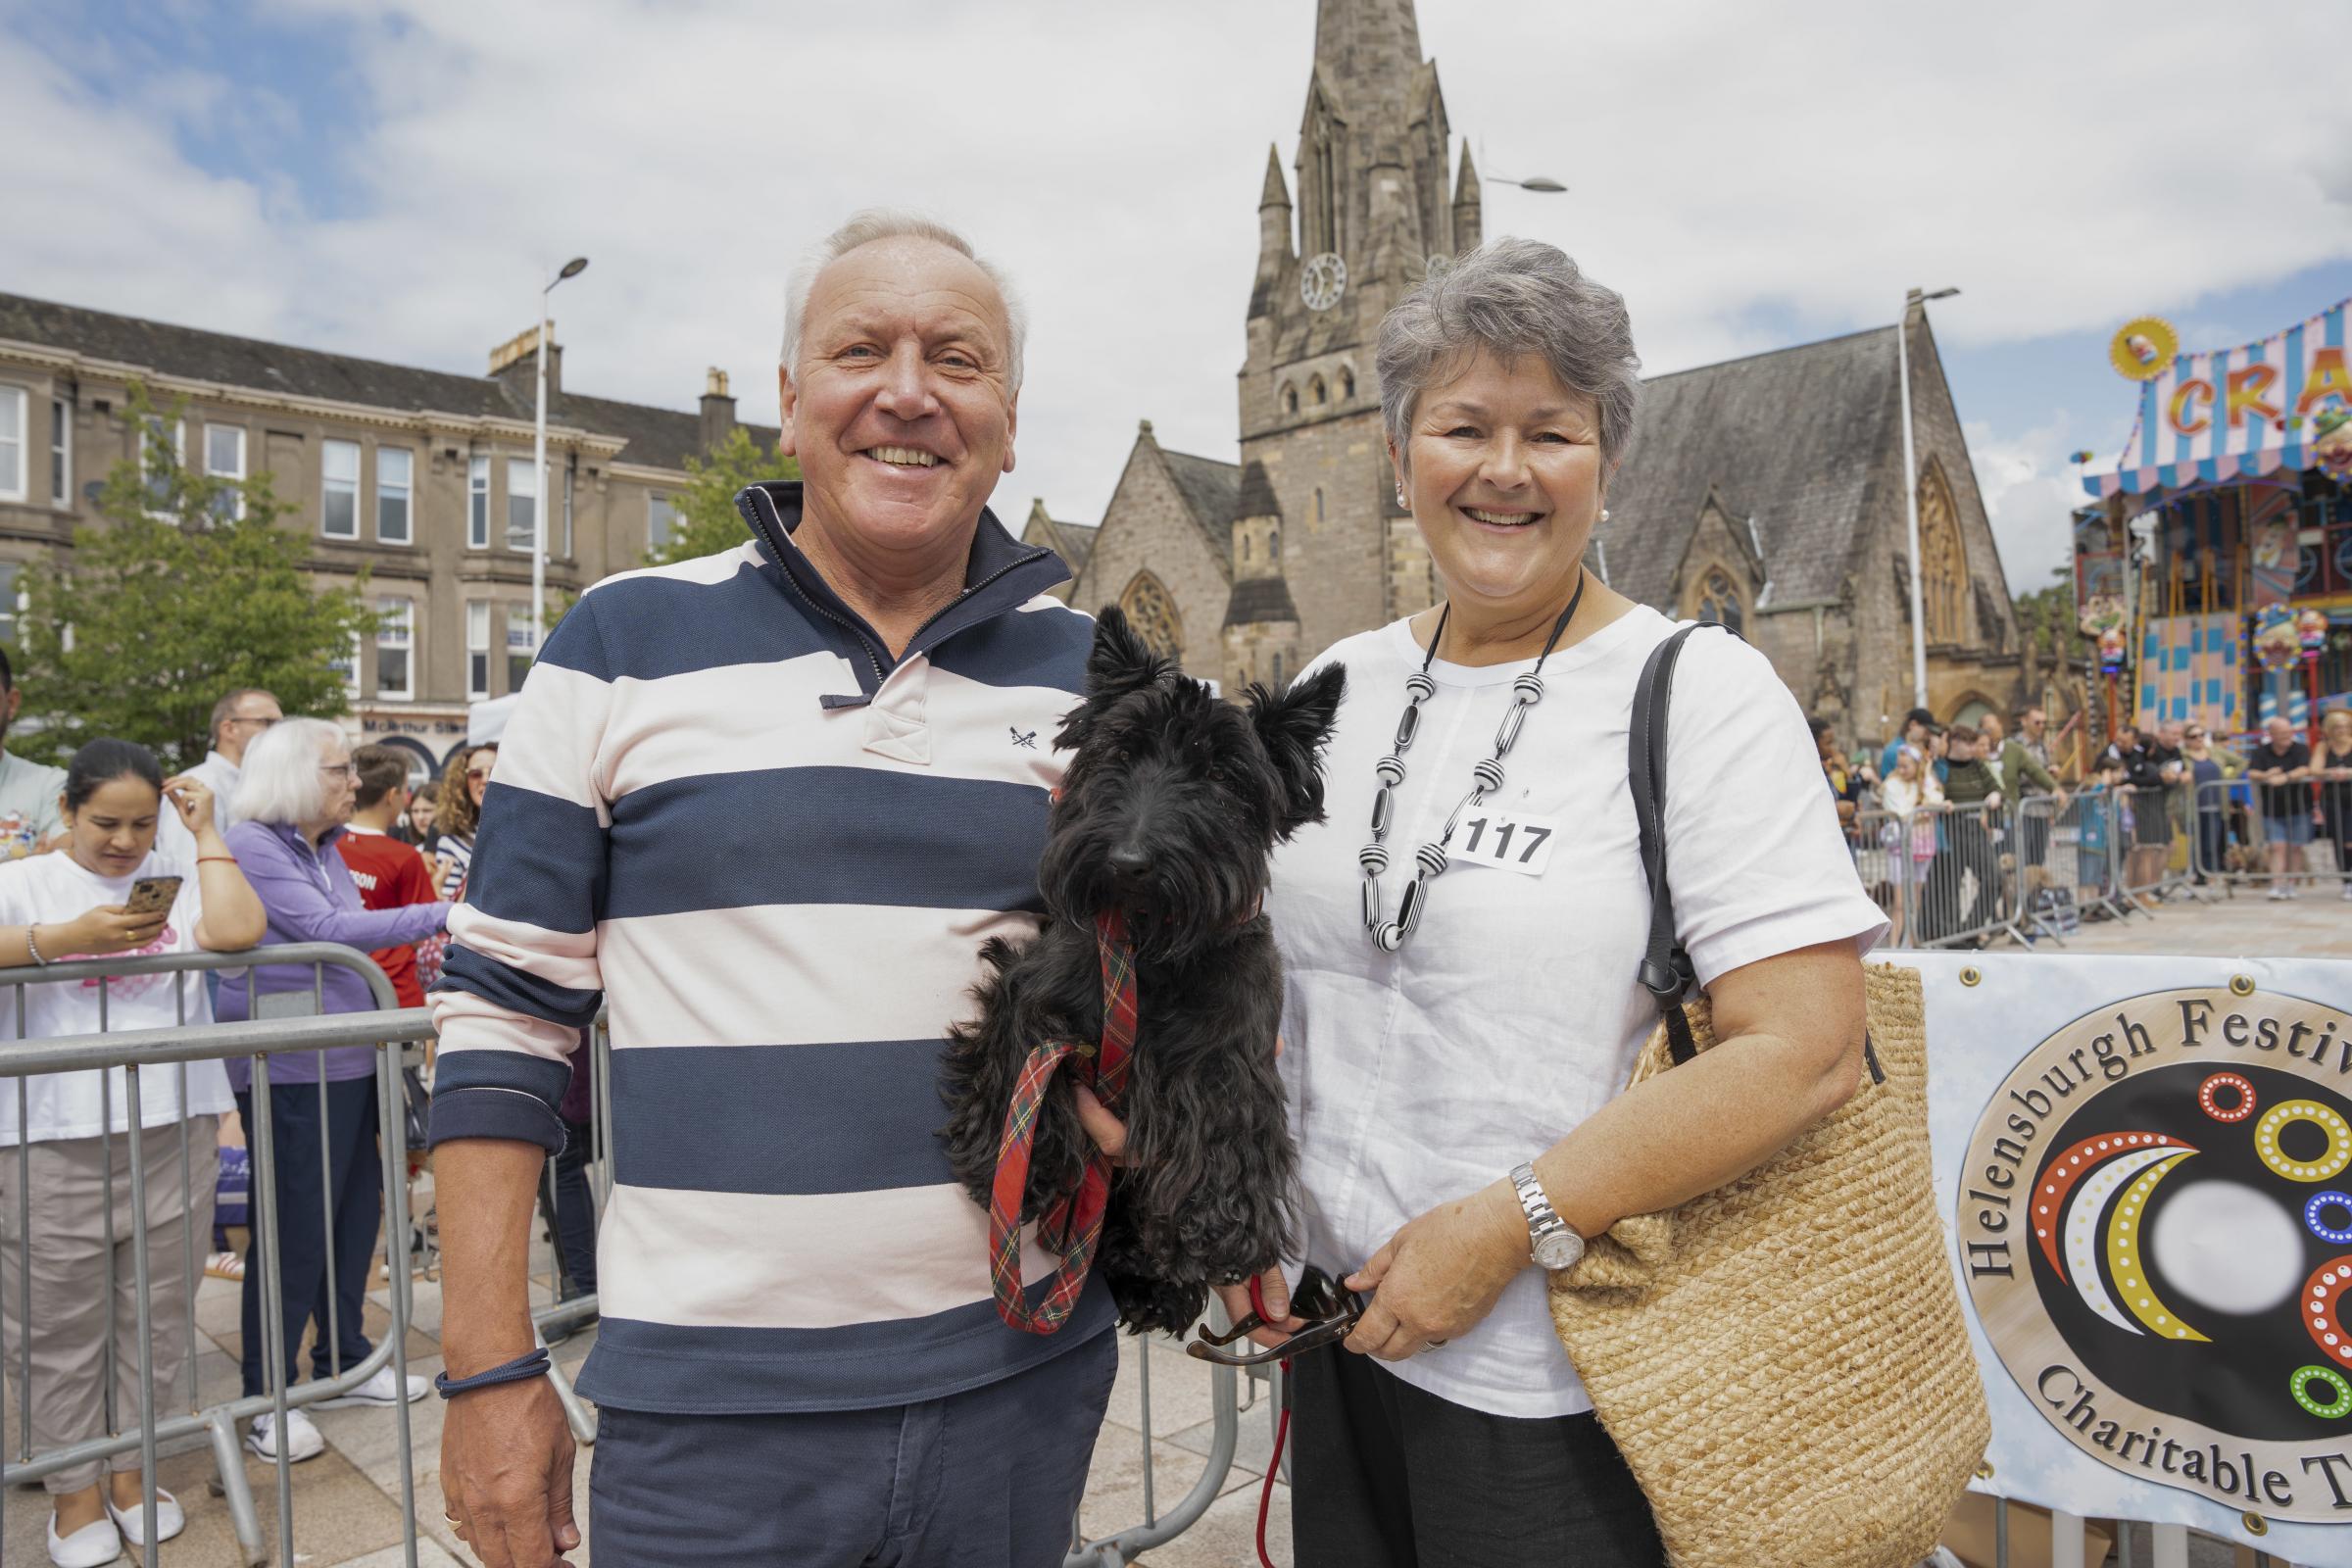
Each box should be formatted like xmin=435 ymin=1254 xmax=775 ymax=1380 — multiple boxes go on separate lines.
xmin=1359 ymin=571 xmax=1588 ymax=952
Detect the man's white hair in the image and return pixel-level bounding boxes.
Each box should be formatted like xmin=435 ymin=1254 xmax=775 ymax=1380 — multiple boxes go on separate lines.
xmin=780 ymin=210 xmax=1027 ymax=396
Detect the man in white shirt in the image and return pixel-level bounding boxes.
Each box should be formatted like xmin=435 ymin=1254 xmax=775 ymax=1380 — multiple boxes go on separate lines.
xmin=0 ymin=647 xmax=69 ymax=856
xmin=182 ymin=689 xmax=281 ymax=835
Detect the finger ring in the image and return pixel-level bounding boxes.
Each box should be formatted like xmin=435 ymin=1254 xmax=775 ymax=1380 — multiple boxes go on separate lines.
xmin=444 ymin=1511 xmax=463 ymax=1525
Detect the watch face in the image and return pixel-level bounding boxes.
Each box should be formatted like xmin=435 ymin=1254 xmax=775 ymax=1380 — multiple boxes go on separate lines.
xmin=1534 ymin=1228 xmax=1585 ymax=1271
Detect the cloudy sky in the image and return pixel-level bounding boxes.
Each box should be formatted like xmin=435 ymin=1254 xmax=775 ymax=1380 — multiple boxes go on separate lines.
xmin=8 ymin=0 xmax=2351 ymax=593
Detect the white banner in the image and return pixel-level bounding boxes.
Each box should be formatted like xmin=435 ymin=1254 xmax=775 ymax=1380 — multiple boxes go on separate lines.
xmin=1922 ymin=952 xmax=2352 ymax=1561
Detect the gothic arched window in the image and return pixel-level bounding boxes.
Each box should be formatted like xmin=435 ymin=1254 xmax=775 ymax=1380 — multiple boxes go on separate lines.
xmin=1314 ymin=487 xmax=1325 ymax=523
xmin=1272 ymin=651 xmax=1287 ymax=686
xmin=1118 ymin=571 xmax=1183 ymax=662
xmin=1269 ymin=527 xmax=1281 ymax=561
xmin=1339 ymin=368 xmax=1355 ymax=401
xmin=1917 ymin=461 xmax=1968 ymax=645
xmin=1283 ymin=383 xmax=1298 ymax=416
xmin=1242 ymin=534 xmax=1250 ymax=563
xmin=1309 ymin=375 xmax=1327 ymax=406
xmin=1695 ymin=567 xmax=1744 ymax=636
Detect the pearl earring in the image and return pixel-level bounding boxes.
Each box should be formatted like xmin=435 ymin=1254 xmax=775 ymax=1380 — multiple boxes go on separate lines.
xmin=1600 ymin=509 xmax=1611 ymax=522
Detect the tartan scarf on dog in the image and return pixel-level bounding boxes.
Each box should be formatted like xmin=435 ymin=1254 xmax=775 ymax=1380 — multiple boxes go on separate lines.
xmin=987 ymin=909 xmax=1138 ymax=1334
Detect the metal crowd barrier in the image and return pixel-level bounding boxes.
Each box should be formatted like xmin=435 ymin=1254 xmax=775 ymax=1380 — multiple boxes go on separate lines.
xmin=1852 ymin=798 xmax=2020 ymax=950
xmin=0 ymin=943 xmax=424 ymax=1566
xmin=2110 ymin=783 xmax=2208 ymax=910
xmin=2185 ymin=775 xmax=2350 ymax=895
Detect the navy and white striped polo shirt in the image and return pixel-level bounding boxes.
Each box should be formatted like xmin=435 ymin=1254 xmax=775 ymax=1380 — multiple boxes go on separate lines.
xmin=428 ymin=481 xmax=1113 ymax=1412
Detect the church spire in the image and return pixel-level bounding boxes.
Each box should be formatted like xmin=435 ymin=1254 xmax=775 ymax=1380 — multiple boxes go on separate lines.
xmin=1313 ymin=0 xmax=1424 ymax=114
xmin=1257 ymin=143 xmax=1295 ymax=286
xmin=1450 ymin=141 xmax=1482 ymax=253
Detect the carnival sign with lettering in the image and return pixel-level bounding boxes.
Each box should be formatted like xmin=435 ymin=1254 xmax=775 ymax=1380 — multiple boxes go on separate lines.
xmin=2083 ymin=296 xmax=2352 ymax=501
xmin=1923 ymin=954 xmax=2352 ymax=1559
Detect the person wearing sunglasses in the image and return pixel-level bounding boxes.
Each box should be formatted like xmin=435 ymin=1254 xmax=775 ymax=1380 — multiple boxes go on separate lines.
xmin=219 ymin=718 xmax=452 ymax=1460
xmin=180 ymin=687 xmax=282 ymax=840
xmin=425 ymin=742 xmax=499 ymax=902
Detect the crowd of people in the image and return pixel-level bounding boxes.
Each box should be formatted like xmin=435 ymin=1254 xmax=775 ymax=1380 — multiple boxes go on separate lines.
xmin=1812 ymin=699 xmax=2352 ymax=950
xmin=0 ymin=651 xmax=564 ymax=1566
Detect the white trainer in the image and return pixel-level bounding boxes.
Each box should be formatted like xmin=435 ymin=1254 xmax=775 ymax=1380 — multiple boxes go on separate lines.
xmin=47 ymin=1511 xmax=122 ymax=1568
xmin=315 ymin=1365 xmax=429 ymax=1408
xmin=106 ymin=1488 xmax=186 ymax=1545
xmin=246 ymin=1408 xmax=325 ymax=1462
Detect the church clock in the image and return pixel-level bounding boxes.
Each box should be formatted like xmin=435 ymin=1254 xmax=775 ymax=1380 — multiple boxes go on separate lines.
xmin=1300 ymin=252 xmax=1348 ymax=312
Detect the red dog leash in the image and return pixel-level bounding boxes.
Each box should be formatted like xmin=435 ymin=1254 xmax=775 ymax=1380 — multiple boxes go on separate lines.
xmin=988 ymin=909 xmax=1139 ymax=1333
xmin=1250 ymin=1273 xmax=1292 ymax=1568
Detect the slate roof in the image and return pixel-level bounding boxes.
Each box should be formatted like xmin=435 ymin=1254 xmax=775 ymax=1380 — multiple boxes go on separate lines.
xmin=1157 ymin=445 xmax=1243 ymax=570
xmin=1235 ymin=460 xmax=1283 ymax=520
xmin=1592 ymin=324 xmax=1898 ymax=611
xmin=0 ymin=291 xmax=777 ymax=474
xmin=1224 ymin=575 xmax=1301 ymax=628
xmin=1029 ymin=511 xmax=1099 ymax=575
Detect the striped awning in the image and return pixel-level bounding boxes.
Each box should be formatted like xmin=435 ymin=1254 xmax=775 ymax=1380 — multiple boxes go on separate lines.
xmin=2082 ymin=297 xmax=2351 ymax=500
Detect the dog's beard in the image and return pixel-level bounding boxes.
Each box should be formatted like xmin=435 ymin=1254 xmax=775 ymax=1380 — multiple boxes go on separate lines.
xmin=1039 ymin=834 xmax=1263 ymax=962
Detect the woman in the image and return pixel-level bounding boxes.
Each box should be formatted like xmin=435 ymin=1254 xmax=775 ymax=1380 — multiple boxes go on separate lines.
xmin=2180 ymin=723 xmax=2243 ymax=885
xmin=0 ymin=741 xmax=265 ymax=1566
xmin=425 ymin=743 xmax=495 ymax=900
xmin=397 ymin=773 xmax=437 ymax=848
xmin=220 ymin=719 xmax=450 ymax=1464
xmin=2320 ymin=708 xmax=2352 ymax=901
xmin=1877 ymin=746 xmax=1943 ymax=948
xmin=1215 ymin=239 xmax=1884 ymax=1563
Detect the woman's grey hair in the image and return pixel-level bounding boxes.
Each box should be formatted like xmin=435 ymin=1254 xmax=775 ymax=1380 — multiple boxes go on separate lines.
xmin=1377 ymin=236 xmax=1641 ymax=470
xmin=231 ymin=716 xmax=347 ymax=827
xmin=780 ymin=210 xmax=1028 ymax=396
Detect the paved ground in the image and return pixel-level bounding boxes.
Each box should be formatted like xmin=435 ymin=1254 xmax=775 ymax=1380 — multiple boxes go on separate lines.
xmin=5 ymin=884 xmax=2339 ymax=1568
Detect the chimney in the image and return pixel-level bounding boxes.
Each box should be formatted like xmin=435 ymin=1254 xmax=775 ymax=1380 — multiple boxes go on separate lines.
xmin=488 ymin=321 xmax=561 ymax=402
xmin=700 ymin=367 xmax=736 ymax=454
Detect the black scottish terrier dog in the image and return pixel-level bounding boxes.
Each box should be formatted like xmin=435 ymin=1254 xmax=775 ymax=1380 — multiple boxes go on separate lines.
xmin=939 ymin=607 xmax=1346 ymax=1334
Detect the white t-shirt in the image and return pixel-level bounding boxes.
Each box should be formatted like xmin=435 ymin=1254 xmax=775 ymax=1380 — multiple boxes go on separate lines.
xmin=0 ymin=847 xmax=228 ymax=1145
xmin=1267 ymin=606 xmax=1888 ymax=1418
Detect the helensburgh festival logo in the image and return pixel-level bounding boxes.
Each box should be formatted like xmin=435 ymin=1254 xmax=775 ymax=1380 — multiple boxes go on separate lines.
xmin=1961 ymin=986 xmax=2352 ymax=1525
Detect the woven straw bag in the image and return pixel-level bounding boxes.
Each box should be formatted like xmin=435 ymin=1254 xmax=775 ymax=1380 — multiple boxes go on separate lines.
xmin=1548 ymin=626 xmax=1987 ymax=1567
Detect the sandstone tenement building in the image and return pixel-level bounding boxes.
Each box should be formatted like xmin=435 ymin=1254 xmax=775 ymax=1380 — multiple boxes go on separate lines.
xmin=0 ymin=295 xmax=769 ymax=777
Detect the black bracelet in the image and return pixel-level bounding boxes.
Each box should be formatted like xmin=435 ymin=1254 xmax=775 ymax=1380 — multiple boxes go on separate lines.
xmin=433 ymin=1348 xmax=551 ymax=1399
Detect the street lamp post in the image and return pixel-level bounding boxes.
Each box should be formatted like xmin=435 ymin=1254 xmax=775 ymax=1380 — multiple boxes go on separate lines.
xmin=532 ymin=256 xmax=590 ymax=647
xmin=1898 ymin=284 xmax=1959 ymax=711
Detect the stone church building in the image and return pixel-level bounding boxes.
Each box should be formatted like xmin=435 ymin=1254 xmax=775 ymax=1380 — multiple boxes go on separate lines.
xmin=1043 ymin=0 xmax=2037 ymax=747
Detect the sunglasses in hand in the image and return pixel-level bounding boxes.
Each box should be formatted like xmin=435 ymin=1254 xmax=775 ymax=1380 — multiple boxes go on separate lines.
xmin=1186 ymin=1265 xmax=1363 ymax=1367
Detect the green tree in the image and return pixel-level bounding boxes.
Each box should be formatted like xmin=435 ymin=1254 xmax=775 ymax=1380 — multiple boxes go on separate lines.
xmin=16 ymin=385 xmax=378 ymax=771
xmin=646 ymin=425 xmax=798 ymax=565
xmin=2013 ymin=566 xmax=2090 ymax=668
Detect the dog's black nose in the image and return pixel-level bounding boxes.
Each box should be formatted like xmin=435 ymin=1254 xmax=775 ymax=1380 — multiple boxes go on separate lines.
xmin=1108 ymin=845 xmax=1153 ymax=881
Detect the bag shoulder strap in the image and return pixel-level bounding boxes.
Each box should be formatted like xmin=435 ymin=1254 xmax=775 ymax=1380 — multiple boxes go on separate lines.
xmin=1629 ymin=626 xmax=1706 ymax=1063
xmin=1630 ymin=621 xmax=1886 ymax=1083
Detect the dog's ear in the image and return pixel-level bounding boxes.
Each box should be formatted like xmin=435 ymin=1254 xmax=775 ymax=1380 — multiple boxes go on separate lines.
xmin=1248 ymin=662 xmax=1348 ymax=837
xmin=1056 ymin=606 xmax=1169 ymax=751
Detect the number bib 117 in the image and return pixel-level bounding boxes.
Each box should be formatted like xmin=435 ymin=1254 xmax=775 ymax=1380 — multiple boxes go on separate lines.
xmin=1451 ymin=809 xmax=1560 ymax=877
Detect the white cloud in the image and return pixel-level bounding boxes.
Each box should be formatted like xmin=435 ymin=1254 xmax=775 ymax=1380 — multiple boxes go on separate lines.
xmin=1964 ymin=418 xmax=2082 ymax=595
xmin=5 ymin=0 xmax=2350 ymax=558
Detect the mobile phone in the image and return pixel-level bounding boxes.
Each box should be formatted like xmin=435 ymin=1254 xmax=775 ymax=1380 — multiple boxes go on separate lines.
xmin=124 ymin=875 xmax=182 ymax=916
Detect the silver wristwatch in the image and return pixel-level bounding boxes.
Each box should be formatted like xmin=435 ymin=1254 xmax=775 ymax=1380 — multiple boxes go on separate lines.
xmin=1510 ymin=1161 xmax=1585 ymax=1272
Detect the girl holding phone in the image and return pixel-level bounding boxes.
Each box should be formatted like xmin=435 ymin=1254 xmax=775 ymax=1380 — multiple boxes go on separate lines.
xmin=0 ymin=739 xmax=266 ymax=1565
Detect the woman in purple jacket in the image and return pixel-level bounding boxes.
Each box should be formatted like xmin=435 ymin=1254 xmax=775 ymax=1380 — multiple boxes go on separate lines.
xmin=220 ymin=718 xmax=450 ymax=1462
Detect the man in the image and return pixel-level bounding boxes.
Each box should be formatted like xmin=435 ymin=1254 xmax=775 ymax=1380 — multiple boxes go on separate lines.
xmin=1995 ymin=708 xmax=2067 ymax=872
xmin=2250 ymin=716 xmax=2315 ymax=900
xmin=1936 ymin=725 xmax=2004 ymax=944
xmin=334 ymin=747 xmax=437 ymax=1009
xmin=1810 ymin=716 xmax=1863 ymax=838
xmin=2121 ymin=722 xmax=2180 ymax=896
xmin=0 ymin=648 xmax=67 ymax=857
xmin=429 ymin=212 xmax=1111 ymax=1567
xmin=1879 ymin=706 xmax=1934 ymax=781
xmin=184 ymin=688 xmax=283 ymax=835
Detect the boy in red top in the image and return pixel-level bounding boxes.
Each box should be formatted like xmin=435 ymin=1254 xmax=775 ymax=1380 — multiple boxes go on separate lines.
xmin=335 ymin=747 xmax=438 ymax=1008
